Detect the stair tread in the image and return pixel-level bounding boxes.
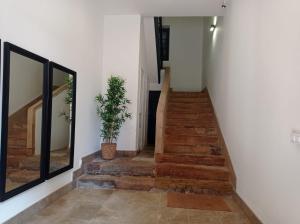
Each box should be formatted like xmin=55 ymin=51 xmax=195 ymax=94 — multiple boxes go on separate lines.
xmin=156 ymin=162 xmax=229 ymax=171
xmin=77 ymin=174 xmax=233 ymax=194
xmin=162 ymin=152 xmax=224 ymax=157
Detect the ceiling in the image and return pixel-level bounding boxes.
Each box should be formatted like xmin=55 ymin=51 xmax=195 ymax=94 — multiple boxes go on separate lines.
xmin=98 ymin=0 xmax=227 ymax=16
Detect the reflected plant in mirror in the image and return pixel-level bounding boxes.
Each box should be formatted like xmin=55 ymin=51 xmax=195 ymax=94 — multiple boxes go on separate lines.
xmin=59 ymin=76 xmax=73 ymax=122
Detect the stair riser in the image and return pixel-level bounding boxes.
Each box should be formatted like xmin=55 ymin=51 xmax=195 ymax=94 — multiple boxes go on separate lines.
xmin=8 ymin=148 xmax=32 ymax=156
xmin=8 ymin=132 xmax=27 ymax=139
xmin=77 ymin=176 xmax=154 ymax=191
xmin=86 ymin=164 xmax=155 ymax=177
xmin=167 ymin=119 xmax=217 ymax=127
xmin=165 ymin=127 xmax=217 ymax=136
xmin=8 ymin=138 xmax=27 ymax=146
xmin=8 ymin=171 xmax=39 ymax=183
xmin=168 ymin=108 xmax=213 ymax=113
xmin=170 ymin=93 xmax=208 ymax=98
xmin=19 ymin=161 xmax=40 ymax=171
xmin=154 ymin=178 xmax=233 ymax=195
xmin=167 ymin=113 xmax=214 ymax=120
xmin=169 ymin=98 xmax=209 ymax=103
xmin=165 ymin=136 xmax=218 ymax=145
xmin=156 ymin=164 xmax=229 ymax=181
xmin=7 ymin=156 xmax=26 ymax=168
xmin=168 ymin=103 xmax=211 ymax=109
xmin=155 ymin=154 xmax=225 ymax=166
xmin=165 ymin=145 xmax=212 ymax=154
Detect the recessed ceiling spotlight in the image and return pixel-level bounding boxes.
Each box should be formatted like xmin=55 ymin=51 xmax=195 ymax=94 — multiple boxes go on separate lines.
xmin=222 ymin=0 xmax=227 ymax=8
xmin=210 ymin=25 xmax=216 ymax=32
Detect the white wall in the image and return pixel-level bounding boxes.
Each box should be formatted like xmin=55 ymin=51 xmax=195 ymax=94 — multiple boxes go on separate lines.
xmin=163 ymin=17 xmax=205 ymax=91
xmin=50 ymin=90 xmax=70 ymax=151
xmin=0 ymin=0 xmax=103 ymax=222
xmin=9 ymin=52 xmax=43 ymax=115
xmin=142 ymin=17 xmax=158 ymax=84
xmin=137 ymin=18 xmax=150 ymax=150
xmin=203 ymin=0 xmax=300 ymax=223
xmin=101 ymin=15 xmax=141 ymax=151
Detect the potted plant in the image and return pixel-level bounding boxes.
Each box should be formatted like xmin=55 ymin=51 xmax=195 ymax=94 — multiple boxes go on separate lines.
xmin=95 ymin=76 xmax=132 ymax=160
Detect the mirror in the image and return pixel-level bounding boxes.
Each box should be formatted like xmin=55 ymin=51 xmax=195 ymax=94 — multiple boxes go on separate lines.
xmin=0 ymin=43 xmax=48 ymax=201
xmin=47 ymin=62 xmax=76 ymax=178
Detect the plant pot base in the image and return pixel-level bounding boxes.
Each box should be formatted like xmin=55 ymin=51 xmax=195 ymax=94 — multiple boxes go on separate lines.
xmin=101 ymin=143 xmax=117 ymax=160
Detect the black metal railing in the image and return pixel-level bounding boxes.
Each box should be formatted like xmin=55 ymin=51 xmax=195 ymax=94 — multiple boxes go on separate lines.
xmin=154 ymin=17 xmax=163 ymax=83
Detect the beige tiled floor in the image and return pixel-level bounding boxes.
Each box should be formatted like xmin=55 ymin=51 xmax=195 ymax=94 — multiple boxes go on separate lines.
xmin=24 ymin=189 xmax=251 ymax=224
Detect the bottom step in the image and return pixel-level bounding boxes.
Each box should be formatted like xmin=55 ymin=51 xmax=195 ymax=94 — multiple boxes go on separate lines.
xmin=77 ymin=175 xmax=233 ymax=195
xmin=77 ymin=175 xmax=154 ymax=191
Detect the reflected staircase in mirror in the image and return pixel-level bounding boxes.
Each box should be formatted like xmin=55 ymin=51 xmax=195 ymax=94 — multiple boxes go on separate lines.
xmin=6 ymin=87 xmax=69 ymax=191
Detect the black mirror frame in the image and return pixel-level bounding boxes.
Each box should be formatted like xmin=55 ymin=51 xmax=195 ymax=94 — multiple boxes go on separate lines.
xmin=46 ymin=62 xmax=76 ymax=179
xmin=0 ymin=42 xmax=49 ymax=202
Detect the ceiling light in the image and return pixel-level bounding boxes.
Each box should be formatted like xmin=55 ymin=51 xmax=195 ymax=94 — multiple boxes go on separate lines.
xmin=222 ymin=0 xmax=227 ymax=8
xmin=210 ymin=25 xmax=216 ymax=32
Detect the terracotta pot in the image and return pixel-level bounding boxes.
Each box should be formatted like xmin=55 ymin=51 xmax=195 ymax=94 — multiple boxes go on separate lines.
xmin=101 ymin=143 xmax=117 ymax=160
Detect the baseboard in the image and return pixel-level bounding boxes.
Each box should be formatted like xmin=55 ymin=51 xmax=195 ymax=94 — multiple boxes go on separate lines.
xmin=4 ymin=183 xmax=74 ymax=224
xmin=205 ymin=88 xmax=237 ymax=189
xmin=232 ymin=191 xmax=263 ymax=224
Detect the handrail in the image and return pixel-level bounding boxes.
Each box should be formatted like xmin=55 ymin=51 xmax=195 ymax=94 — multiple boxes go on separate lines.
xmin=26 ymin=84 xmax=68 ymax=149
xmin=155 ymin=67 xmax=171 ymax=155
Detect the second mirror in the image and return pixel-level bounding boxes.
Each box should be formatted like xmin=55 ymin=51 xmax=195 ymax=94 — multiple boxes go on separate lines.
xmin=46 ymin=62 xmax=76 ymax=178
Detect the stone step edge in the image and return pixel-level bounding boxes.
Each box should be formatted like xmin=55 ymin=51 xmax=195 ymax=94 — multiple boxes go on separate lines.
xmin=76 ymin=174 xmax=233 ymax=195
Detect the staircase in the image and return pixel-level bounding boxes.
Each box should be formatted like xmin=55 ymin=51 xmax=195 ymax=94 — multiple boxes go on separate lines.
xmin=154 ymin=90 xmax=234 ymax=194
xmin=6 ymin=105 xmax=40 ymax=191
xmin=77 ymin=89 xmax=234 ymax=195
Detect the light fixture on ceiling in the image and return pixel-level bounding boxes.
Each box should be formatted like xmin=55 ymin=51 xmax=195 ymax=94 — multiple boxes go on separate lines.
xmin=210 ymin=24 xmax=216 ymax=32
xmin=222 ymin=0 xmax=227 ymax=8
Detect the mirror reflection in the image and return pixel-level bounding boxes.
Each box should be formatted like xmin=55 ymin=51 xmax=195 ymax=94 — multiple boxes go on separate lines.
xmin=6 ymin=52 xmax=43 ymax=192
xmin=49 ymin=68 xmax=73 ymax=173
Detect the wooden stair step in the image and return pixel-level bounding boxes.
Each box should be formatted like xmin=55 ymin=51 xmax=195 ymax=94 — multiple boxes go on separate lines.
xmin=166 ymin=121 xmax=217 ymax=128
xmin=8 ymin=131 xmax=27 ymax=139
xmin=154 ymin=177 xmax=233 ymax=195
xmin=7 ymin=147 xmax=32 ymax=156
xmin=167 ymin=113 xmax=214 ymax=120
xmin=165 ymin=127 xmax=218 ymax=137
xmin=77 ymin=175 xmax=155 ymax=191
xmin=9 ymin=123 xmax=27 ymax=130
xmin=167 ymin=117 xmax=216 ymax=125
xmin=7 ymin=155 xmax=27 ymax=168
xmin=155 ymin=163 xmax=230 ymax=181
xmin=169 ymin=97 xmax=209 ymax=103
xmin=165 ymin=145 xmax=213 ymax=154
xmin=168 ymin=102 xmax=211 ymax=108
xmin=170 ymin=92 xmax=208 ymax=98
xmin=7 ymin=169 xmax=40 ymax=183
xmin=168 ymin=107 xmax=213 ymax=113
xmin=165 ymin=135 xmax=219 ymax=145
xmin=19 ymin=156 xmax=40 ymax=171
xmin=155 ymin=153 xmax=225 ymax=166
xmin=86 ymin=159 xmax=155 ymax=177
xmin=8 ymin=137 xmax=27 ymax=146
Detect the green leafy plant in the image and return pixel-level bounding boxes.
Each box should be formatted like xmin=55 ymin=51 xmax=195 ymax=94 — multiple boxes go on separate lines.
xmin=95 ymin=76 xmax=132 ymax=144
xmin=60 ymin=76 xmax=73 ymax=123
